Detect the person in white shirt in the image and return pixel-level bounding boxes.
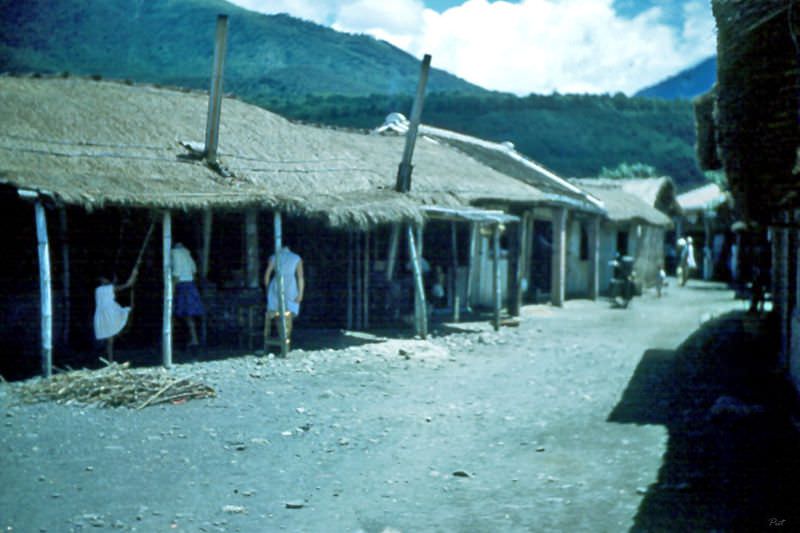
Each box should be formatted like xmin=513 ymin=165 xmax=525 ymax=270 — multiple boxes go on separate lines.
xmin=171 ymin=242 xmax=203 ymax=347
xmin=93 ymin=266 xmax=138 ymax=361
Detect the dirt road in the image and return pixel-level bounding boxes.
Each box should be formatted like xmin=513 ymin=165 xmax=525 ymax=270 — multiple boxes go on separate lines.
xmin=2 ymin=280 xmax=797 ymax=532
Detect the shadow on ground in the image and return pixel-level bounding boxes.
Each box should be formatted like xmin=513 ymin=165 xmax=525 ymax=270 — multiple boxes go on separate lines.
xmin=609 ymin=311 xmax=800 ymax=531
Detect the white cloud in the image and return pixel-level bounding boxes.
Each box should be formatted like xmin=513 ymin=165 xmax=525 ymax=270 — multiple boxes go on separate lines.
xmin=228 ymin=0 xmax=717 ymax=95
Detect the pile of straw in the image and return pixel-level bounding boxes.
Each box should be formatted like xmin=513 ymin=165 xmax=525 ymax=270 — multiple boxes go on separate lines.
xmin=712 ymin=0 xmax=800 ymax=221
xmin=14 ymin=362 xmax=215 ymax=409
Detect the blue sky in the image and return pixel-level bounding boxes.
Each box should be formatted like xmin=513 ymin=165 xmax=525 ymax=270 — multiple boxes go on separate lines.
xmin=228 ymin=0 xmax=716 ymax=96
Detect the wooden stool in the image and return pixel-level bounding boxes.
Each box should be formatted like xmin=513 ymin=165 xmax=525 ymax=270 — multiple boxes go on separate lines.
xmin=264 ymin=311 xmax=292 ymax=356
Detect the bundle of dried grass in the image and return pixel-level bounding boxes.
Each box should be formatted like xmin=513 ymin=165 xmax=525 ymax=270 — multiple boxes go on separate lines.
xmin=14 ymin=362 xmax=215 ymax=409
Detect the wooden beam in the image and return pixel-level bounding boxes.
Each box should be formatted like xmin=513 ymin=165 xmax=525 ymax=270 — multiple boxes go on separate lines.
xmin=274 ymin=212 xmax=289 ymax=357
xmin=492 ymin=223 xmax=501 ymax=331
xmin=245 ymin=208 xmax=259 ymax=288
xmin=162 ymin=210 xmax=173 ymax=368
xmin=34 ymin=201 xmax=52 ymax=378
xmin=407 ymin=225 xmax=428 ymax=338
xmin=551 ymin=207 xmax=567 ymax=307
xmin=355 ymin=231 xmax=362 ymax=330
xmin=395 ymin=54 xmax=432 ymax=193
xmin=204 ymin=14 xmax=229 ymax=164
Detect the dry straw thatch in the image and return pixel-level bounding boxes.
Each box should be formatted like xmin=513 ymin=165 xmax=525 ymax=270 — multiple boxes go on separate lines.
xmin=0 ymin=76 xmax=546 ymax=230
xmin=14 ymin=361 xmax=215 ymax=408
xmin=712 ymin=0 xmax=800 ymax=221
xmin=571 ymin=178 xmax=673 ymax=227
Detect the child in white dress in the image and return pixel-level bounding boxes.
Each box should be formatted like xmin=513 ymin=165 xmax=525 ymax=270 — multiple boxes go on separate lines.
xmin=93 ymin=266 xmax=138 ymax=361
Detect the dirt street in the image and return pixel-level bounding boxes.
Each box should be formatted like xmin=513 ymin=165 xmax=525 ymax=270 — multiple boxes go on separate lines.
xmin=2 ymin=280 xmax=798 ymax=532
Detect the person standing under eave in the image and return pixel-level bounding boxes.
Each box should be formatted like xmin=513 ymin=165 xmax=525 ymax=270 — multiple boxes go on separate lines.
xmin=264 ymin=244 xmax=304 ymax=343
xmin=171 ymin=242 xmax=204 ymax=348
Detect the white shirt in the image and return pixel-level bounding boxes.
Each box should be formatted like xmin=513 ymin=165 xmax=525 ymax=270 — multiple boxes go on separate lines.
xmin=171 ymin=245 xmax=197 ymax=282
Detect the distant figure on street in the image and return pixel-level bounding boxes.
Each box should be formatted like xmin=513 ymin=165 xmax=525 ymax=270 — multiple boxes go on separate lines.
xmin=171 ymin=242 xmax=203 ymax=347
xmin=264 ymin=245 xmax=304 ymax=341
xmin=678 ymin=237 xmax=697 ymax=286
xmin=93 ymin=265 xmax=138 ymax=361
xmin=656 ymin=263 xmax=666 ymax=298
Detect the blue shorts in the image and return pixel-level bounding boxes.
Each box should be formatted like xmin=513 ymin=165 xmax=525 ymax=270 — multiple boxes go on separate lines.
xmin=174 ymin=282 xmax=204 ymax=317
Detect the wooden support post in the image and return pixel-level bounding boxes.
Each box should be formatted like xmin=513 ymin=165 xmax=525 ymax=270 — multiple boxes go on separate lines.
xmin=395 ymin=55 xmax=432 ymax=193
xmin=703 ymin=214 xmax=713 ymax=280
xmin=364 ymin=231 xmax=370 ymax=330
xmin=588 ymin=216 xmax=600 ymax=301
xmin=508 ymin=219 xmax=521 ymax=317
xmin=274 ymin=212 xmax=289 ymax=357
xmin=162 ymin=210 xmax=173 ymax=368
xmin=466 ymin=222 xmax=479 ymax=311
xmin=450 ymin=221 xmax=459 ymax=321
xmin=347 ymin=231 xmax=354 ymax=330
xmin=386 ymin=224 xmax=400 ymax=281
xmin=517 ymin=212 xmax=531 ymax=307
xmin=200 ymin=209 xmax=212 ymax=346
xmin=355 ymin=232 xmax=362 ymax=330
xmin=551 ymin=207 xmax=567 ymax=307
xmin=407 ymin=225 xmax=428 ymax=338
xmin=204 ymin=14 xmax=229 ymax=164
xmin=245 ymin=208 xmax=259 ymax=288
xmin=58 ymin=207 xmax=70 ymax=347
xmin=493 ymin=223 xmax=501 ymax=331
xmin=34 ymin=201 xmax=53 ymax=378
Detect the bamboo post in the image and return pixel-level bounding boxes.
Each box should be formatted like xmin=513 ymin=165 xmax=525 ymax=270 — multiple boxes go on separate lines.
xmin=364 ymin=230 xmax=370 ymax=330
xmin=346 ymin=231 xmax=354 ymax=330
xmin=274 ymin=212 xmax=288 ymax=357
xmin=386 ymin=224 xmax=400 ymax=281
xmin=34 ymin=201 xmax=53 ymax=378
xmin=407 ymin=225 xmax=428 ymax=338
xmin=493 ymin=223 xmax=501 ymax=331
xmin=162 ymin=210 xmax=173 ymax=368
xmin=245 ymin=208 xmax=259 ymax=288
xmin=204 ymin=14 xmax=229 ymax=164
xmin=466 ymin=222 xmax=479 ymax=311
xmin=58 ymin=206 xmax=70 ymax=347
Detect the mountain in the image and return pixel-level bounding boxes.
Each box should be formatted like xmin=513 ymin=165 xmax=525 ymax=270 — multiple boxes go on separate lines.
xmin=0 ymin=0 xmax=487 ymax=98
xmin=635 ymin=56 xmax=717 ymax=100
xmin=0 ymin=0 xmax=705 ymax=188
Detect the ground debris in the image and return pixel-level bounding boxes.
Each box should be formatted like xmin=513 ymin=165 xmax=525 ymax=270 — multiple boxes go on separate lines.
xmin=13 ymin=362 xmax=215 ymax=408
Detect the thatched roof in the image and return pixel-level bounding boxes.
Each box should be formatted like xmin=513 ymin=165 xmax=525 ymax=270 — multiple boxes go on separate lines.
xmin=677 ymin=183 xmax=730 ymax=214
xmin=570 ymin=179 xmax=672 ymax=227
xmin=374 ymin=113 xmax=605 ymax=214
xmin=711 ymin=0 xmax=800 ymax=222
xmin=0 ymin=76 xmax=547 ymax=230
xmin=571 ymin=177 xmax=681 ymax=218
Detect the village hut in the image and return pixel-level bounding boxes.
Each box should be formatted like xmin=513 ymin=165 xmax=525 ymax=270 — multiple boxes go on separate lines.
xmin=0 ymin=74 xmax=552 ymax=376
xmin=697 ymin=0 xmax=800 ymax=388
xmin=571 ymin=179 xmax=672 ymax=294
xmin=374 ymin=113 xmax=607 ymax=308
